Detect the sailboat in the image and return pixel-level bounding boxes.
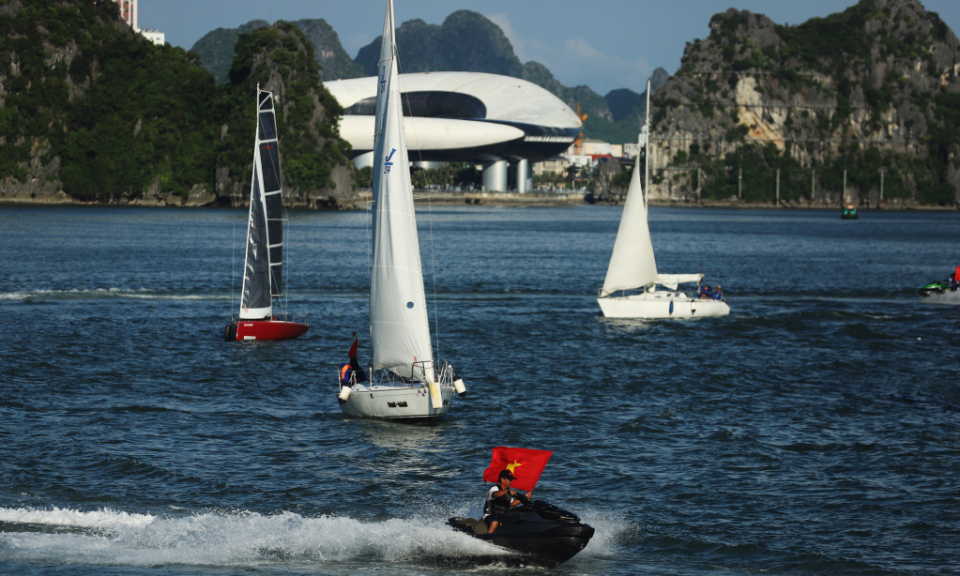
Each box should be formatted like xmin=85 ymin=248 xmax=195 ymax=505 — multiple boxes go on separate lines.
xmin=225 ymin=87 xmax=309 ymax=341
xmin=596 ymin=159 xmax=730 ymax=319
xmin=336 ymin=0 xmax=465 ymax=419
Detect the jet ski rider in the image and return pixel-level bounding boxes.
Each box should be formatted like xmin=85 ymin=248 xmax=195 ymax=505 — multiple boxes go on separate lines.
xmin=484 ymin=469 xmax=532 ymax=534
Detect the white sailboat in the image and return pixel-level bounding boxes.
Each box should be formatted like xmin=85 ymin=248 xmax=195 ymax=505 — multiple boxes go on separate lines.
xmin=597 ymin=159 xmax=730 ymax=319
xmin=337 ymin=0 xmax=465 ymax=420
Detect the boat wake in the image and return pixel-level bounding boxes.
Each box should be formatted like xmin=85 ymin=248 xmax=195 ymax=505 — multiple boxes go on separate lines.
xmin=0 ymin=505 xmax=629 ymax=569
xmin=0 ymin=288 xmax=224 ymax=302
xmin=921 ymin=290 xmax=960 ymax=305
xmin=0 ymin=506 xmax=507 ymax=568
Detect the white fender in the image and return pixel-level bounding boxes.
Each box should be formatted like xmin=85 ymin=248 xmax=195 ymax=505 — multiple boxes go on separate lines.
xmin=429 ymin=382 xmax=442 ymax=409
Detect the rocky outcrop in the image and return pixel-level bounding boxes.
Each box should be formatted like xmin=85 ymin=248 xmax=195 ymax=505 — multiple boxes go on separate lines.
xmin=292 ymin=19 xmax=365 ymax=81
xmin=2 ymin=3 xmax=356 ymax=209
xmin=647 ymin=0 xmax=960 ymax=206
xmin=354 ymin=11 xmax=524 ymax=78
xmin=190 ymin=20 xmax=269 ymax=83
xmin=585 ymin=158 xmax=627 ymax=204
xmin=216 ymin=22 xmax=358 ymax=209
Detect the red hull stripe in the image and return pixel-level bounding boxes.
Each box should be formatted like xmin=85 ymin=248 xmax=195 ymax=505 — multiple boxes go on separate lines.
xmin=232 ymin=320 xmax=309 ymax=341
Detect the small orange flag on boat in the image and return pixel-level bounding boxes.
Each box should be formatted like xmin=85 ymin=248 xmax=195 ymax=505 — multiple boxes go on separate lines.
xmin=483 ymin=447 xmax=553 ymax=492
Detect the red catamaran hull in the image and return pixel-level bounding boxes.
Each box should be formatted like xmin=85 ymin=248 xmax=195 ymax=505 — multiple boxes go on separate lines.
xmin=225 ymin=319 xmax=309 ymax=341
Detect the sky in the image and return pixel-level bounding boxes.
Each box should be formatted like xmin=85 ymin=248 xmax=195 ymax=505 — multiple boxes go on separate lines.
xmin=140 ymin=0 xmax=960 ymax=95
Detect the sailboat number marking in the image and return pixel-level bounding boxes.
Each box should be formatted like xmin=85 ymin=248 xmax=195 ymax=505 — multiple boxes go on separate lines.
xmin=384 ymin=148 xmax=397 ymax=173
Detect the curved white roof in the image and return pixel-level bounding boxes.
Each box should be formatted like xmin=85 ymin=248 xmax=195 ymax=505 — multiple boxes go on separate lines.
xmin=324 ymin=72 xmax=582 ymax=129
xmin=339 ymin=116 xmax=525 ymax=151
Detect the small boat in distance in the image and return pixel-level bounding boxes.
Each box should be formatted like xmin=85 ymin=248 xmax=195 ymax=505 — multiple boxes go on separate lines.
xmin=336 ymin=0 xmax=464 ymax=420
xmin=597 ymin=160 xmax=729 ymax=319
xmin=225 ymin=87 xmax=308 ymax=342
xmin=919 ymin=266 xmax=960 ymax=301
xmin=842 ymin=205 xmax=859 ymax=219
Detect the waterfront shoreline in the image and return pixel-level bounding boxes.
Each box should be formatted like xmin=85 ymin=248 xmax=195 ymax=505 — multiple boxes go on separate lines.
xmin=2 ymin=192 xmax=957 ymax=211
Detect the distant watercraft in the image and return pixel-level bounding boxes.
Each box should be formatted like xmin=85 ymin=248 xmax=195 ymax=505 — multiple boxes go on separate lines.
xmin=225 ymin=87 xmax=308 ymax=342
xmin=336 ymin=0 xmax=464 ymax=420
xmin=841 ymin=205 xmax=859 ymax=219
xmin=596 ymin=160 xmax=729 ymax=319
xmin=919 ymin=267 xmax=960 ymax=302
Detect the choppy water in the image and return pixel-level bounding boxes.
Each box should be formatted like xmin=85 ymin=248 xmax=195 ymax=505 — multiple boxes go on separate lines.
xmin=1 ymin=205 xmax=958 ymax=576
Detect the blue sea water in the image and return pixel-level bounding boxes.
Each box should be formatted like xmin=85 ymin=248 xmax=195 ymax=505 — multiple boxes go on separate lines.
xmin=0 ymin=204 xmax=958 ymax=576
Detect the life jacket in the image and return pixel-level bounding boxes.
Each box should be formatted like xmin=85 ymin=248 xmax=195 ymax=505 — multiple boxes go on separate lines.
xmin=484 ymin=485 xmax=512 ymax=517
xmin=340 ymin=364 xmax=351 ymax=384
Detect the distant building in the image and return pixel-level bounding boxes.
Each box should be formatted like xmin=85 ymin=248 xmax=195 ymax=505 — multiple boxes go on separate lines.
xmin=533 ymin=157 xmax=570 ymax=177
xmin=579 ymin=139 xmax=622 ymax=157
xmin=325 ymin=72 xmax=580 ymax=193
xmin=113 ymin=0 xmax=165 ymax=46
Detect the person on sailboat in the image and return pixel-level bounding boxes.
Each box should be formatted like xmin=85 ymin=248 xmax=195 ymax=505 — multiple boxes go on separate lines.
xmin=484 ymin=470 xmax=531 ymax=534
xmin=341 ymin=333 xmax=367 ymax=385
xmin=714 ymin=285 xmax=724 ymax=301
xmin=699 ymin=284 xmax=714 ymax=300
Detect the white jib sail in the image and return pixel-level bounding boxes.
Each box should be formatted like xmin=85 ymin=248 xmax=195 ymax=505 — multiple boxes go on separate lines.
xmin=369 ymin=0 xmax=435 ymax=384
xmin=601 ymin=159 xmax=658 ymax=296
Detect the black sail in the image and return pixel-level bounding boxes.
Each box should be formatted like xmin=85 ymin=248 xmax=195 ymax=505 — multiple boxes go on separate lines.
xmin=239 ymin=89 xmax=284 ymax=319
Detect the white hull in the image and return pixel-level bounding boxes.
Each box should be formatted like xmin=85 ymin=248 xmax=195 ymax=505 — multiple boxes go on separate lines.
xmin=339 ymin=383 xmax=454 ymax=420
xmin=598 ymin=292 xmax=730 ymax=319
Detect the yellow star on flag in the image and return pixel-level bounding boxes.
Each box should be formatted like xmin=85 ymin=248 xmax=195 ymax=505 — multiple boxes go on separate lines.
xmin=506 ymin=460 xmax=522 ymax=473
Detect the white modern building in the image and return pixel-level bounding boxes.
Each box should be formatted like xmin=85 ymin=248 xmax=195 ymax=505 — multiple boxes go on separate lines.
xmin=324 ymin=72 xmax=582 ymax=192
xmin=114 ymin=0 xmax=165 ymax=46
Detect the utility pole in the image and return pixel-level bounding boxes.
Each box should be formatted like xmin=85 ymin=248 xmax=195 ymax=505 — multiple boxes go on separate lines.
xmin=843 ymin=168 xmax=847 ymax=206
xmin=697 ymin=166 xmax=702 ymax=204
xmin=738 ymin=165 xmax=742 ymax=200
xmin=879 ymin=168 xmax=885 ymax=207
xmin=811 ymin=168 xmax=816 ymax=204
xmin=775 ymin=168 xmax=780 ymax=206
xmin=644 ymin=78 xmax=651 ymax=206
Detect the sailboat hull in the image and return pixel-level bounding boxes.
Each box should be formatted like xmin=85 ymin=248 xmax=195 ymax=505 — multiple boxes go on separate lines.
xmin=225 ymin=319 xmax=309 ymax=341
xmin=598 ymin=292 xmax=730 ymax=319
xmin=339 ymin=384 xmax=454 ymax=420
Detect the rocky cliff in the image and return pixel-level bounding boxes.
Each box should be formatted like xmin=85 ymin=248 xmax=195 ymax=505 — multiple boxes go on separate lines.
xmin=190 ymin=20 xmax=268 ymax=84
xmin=216 ymin=22 xmax=355 ymax=208
xmin=647 ymin=0 xmax=960 ymax=206
xmin=192 ymin=19 xmax=364 ymax=84
xmin=0 ymin=2 xmax=356 ymax=207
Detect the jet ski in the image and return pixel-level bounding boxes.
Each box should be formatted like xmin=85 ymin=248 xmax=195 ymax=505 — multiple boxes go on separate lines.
xmin=919 ymin=280 xmax=953 ymax=297
xmin=448 ymin=498 xmax=595 ymax=568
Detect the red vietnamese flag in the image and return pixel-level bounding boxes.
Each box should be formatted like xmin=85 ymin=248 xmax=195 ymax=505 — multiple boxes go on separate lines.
xmin=482 ymin=447 xmax=553 ymax=492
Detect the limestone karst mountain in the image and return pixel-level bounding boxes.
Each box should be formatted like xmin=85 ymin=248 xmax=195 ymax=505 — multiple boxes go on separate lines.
xmin=0 ymin=2 xmax=354 ymax=205
xmin=647 ymin=0 xmax=960 ymax=205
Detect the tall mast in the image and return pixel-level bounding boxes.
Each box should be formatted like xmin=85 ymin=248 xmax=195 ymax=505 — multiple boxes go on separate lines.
xmin=644 ymin=78 xmax=651 ymax=206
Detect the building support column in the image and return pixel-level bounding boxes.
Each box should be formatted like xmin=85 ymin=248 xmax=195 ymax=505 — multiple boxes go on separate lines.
xmin=483 ymin=160 xmax=508 ymax=193
xmin=515 ymin=159 xmax=531 ymax=193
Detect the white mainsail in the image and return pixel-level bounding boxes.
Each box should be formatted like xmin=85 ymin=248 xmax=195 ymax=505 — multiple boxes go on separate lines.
xmin=601 ymin=160 xmax=658 ymax=296
xmin=239 ymin=88 xmax=284 ymax=319
xmin=369 ymin=0 xmax=435 ymax=383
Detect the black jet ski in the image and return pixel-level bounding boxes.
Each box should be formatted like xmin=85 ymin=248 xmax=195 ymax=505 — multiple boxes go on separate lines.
xmin=448 ymin=498 xmax=595 ymax=568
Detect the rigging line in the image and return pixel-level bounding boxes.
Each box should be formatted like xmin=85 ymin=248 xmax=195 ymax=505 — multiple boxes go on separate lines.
xmin=395 ymin=40 xmax=440 ymax=360
xmin=231 ymin=221 xmax=236 ymax=317
xmin=282 ymin=204 xmax=289 ymax=316
xmin=428 ymin=196 xmax=440 ymax=363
